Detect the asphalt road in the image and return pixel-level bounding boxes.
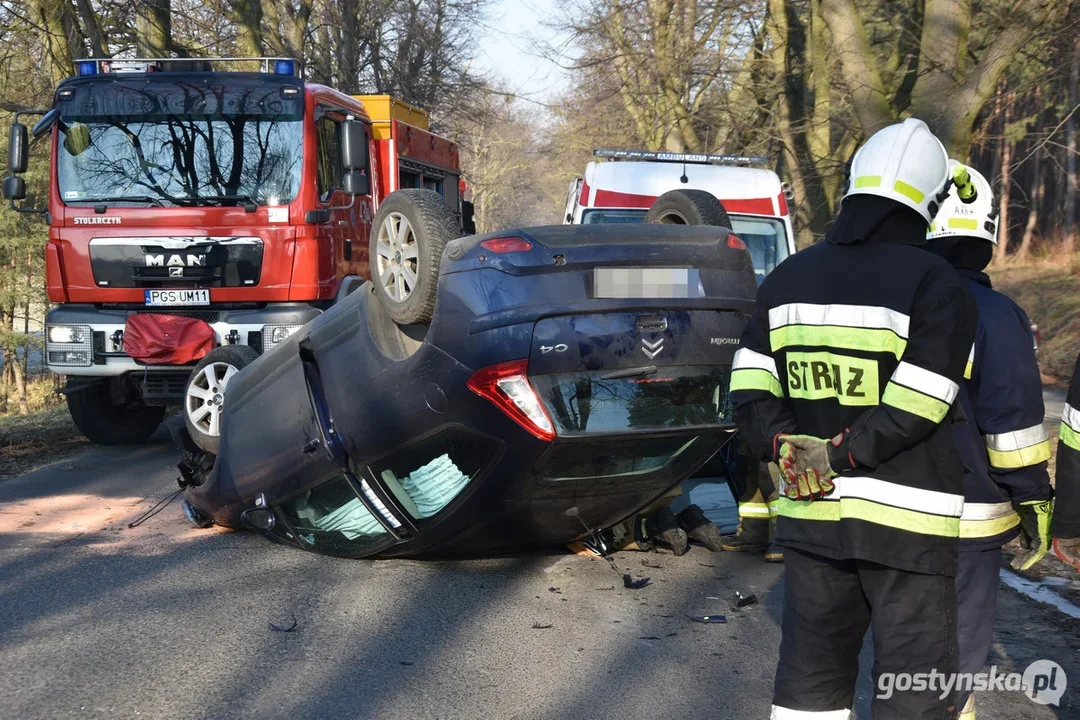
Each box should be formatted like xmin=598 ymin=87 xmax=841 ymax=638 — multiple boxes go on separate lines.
xmin=0 ymin=412 xmax=1077 ymax=719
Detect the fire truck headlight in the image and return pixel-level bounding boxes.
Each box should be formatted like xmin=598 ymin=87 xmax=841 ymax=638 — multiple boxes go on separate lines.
xmin=263 ymin=324 xmax=302 ymax=348
xmin=46 ymin=324 xmax=93 ymax=367
xmin=48 ymin=325 xmax=86 ymax=344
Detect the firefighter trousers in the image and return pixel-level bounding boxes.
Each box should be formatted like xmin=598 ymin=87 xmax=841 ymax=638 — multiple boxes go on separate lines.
xmin=955 ymin=546 xmax=1002 ymax=717
xmin=730 ymin=442 xmax=779 ymax=546
xmin=773 ymin=547 xmax=960 ymax=720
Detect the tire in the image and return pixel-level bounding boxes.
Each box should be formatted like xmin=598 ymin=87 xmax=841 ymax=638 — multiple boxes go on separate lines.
xmin=66 ymin=382 xmax=166 ymax=445
xmin=646 ymin=189 xmax=733 ymax=228
xmin=184 ymin=344 xmax=260 ymax=455
xmin=370 ymin=189 xmax=459 ymax=325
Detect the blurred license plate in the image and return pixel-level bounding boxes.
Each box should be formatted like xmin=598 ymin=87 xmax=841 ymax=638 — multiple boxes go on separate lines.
xmin=593 ymin=267 xmax=702 ymax=299
xmin=144 ymin=289 xmax=210 ymax=306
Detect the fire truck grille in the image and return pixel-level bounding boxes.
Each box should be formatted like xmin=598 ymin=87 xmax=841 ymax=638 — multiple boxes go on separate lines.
xmin=88 ymin=237 xmax=263 ymax=289
xmin=132 ymin=309 xmax=221 ymax=323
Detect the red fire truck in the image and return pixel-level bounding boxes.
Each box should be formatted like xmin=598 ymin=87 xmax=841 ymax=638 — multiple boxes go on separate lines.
xmin=4 ymin=57 xmax=471 ymax=446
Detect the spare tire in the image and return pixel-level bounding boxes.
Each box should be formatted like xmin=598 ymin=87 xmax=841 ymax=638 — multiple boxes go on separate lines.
xmin=184 ymin=344 xmax=260 ymax=455
xmin=646 ymin=189 xmax=732 ymax=228
xmin=370 ymin=189 xmax=459 ymax=325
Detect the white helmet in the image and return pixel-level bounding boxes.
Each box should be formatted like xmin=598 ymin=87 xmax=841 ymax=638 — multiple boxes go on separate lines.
xmin=926 ymin=165 xmax=997 ymax=245
xmin=844 ymin=118 xmax=950 ymax=223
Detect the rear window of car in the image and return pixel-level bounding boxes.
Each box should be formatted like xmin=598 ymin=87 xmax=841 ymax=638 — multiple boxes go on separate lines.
xmin=530 ymin=366 xmax=733 ymax=435
xmin=531 ymin=434 xmax=723 ymax=486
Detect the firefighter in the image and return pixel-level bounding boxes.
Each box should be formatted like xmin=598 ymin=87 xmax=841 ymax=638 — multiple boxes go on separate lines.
xmin=730 ymin=118 xmax=977 ymax=720
xmin=721 ymin=438 xmax=783 ymax=561
xmin=1054 ymin=356 xmax=1080 ymax=573
xmin=924 ymin=165 xmax=1055 ymax=720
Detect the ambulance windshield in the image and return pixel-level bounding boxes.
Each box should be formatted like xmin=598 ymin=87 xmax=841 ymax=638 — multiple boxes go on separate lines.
xmin=580 ymin=209 xmax=790 ymax=282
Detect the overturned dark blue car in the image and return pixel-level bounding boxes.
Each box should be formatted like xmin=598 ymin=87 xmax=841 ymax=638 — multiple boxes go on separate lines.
xmin=177 ymin=223 xmax=756 ymax=558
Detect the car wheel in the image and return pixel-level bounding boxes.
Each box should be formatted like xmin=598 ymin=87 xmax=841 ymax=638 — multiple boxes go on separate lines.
xmin=370 ymin=189 xmax=459 ymax=325
xmin=66 ymin=382 xmax=166 ymax=445
xmin=646 ymin=189 xmax=733 ymax=228
xmin=184 ymin=344 xmax=259 ymax=455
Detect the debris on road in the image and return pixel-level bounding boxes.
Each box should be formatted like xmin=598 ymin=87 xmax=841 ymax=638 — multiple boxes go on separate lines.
xmin=642 ymin=559 xmax=663 ymax=569
xmin=730 ymin=591 xmax=758 ymax=609
xmin=531 ymin=622 xmax=554 ymax=629
xmin=688 ymin=615 xmax=727 ymax=624
xmin=269 ymin=613 xmax=298 ymax=632
xmin=623 ymin=573 xmax=651 ymax=589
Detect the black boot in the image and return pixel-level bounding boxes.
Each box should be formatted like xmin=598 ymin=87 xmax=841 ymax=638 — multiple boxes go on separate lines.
xmin=643 ymin=507 xmax=689 ymax=556
xmin=678 ymin=504 xmax=724 ymax=552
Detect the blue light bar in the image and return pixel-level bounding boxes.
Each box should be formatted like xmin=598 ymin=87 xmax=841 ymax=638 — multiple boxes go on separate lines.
xmin=75 ymin=60 xmax=98 ymax=76
xmin=274 ymin=59 xmax=295 ymax=76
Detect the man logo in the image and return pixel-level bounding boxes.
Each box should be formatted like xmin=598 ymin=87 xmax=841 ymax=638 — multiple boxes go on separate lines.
xmin=169 ymin=267 xmax=184 ymax=277
xmin=145 ymin=254 xmax=207 ymax=267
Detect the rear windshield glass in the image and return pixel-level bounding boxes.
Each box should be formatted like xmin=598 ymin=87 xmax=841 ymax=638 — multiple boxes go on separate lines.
xmin=532 ymin=434 xmax=719 ymax=483
xmin=530 ymin=367 xmax=732 ymax=435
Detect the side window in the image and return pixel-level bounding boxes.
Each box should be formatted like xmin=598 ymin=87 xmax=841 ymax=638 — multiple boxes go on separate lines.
xmin=315 ymin=114 xmax=342 ymax=201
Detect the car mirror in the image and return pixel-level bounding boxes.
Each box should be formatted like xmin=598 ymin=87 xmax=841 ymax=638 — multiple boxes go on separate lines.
xmin=342 ymin=170 xmax=370 ymax=197
xmin=341 ymin=120 xmax=368 ymax=171
xmin=8 ymin=122 xmax=27 ymax=174
xmin=241 ymin=507 xmax=275 ymax=531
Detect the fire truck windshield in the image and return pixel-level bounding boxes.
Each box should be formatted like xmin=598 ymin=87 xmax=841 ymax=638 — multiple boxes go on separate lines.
xmin=54 ymin=78 xmax=304 ymax=208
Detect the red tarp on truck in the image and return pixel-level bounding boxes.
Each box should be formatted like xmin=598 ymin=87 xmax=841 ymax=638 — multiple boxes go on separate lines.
xmin=124 ymin=314 xmax=214 ymax=365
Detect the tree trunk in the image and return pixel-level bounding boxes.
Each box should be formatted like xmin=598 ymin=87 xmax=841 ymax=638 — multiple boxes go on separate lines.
xmin=0 ymin=358 xmax=9 ymax=415
xmin=1017 ymin=90 xmax=1043 ymax=262
xmin=11 ymin=353 xmax=28 ymax=415
xmin=1065 ymin=33 xmax=1079 ymax=256
xmin=136 ymin=0 xmax=173 ymax=56
xmin=994 ymin=93 xmax=1014 ymax=265
xmin=232 ymin=0 xmax=264 ymax=56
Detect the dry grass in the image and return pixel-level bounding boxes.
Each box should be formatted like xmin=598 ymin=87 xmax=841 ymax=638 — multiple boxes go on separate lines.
xmin=0 ymin=376 xmax=88 ymax=479
xmin=990 ymin=251 xmax=1080 ymax=384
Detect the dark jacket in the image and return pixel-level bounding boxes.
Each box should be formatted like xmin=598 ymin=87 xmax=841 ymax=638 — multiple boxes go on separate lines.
xmin=1055 ymin=355 xmax=1080 ymax=538
xmin=951 ymin=270 xmax=1052 ymax=550
xmin=731 ymin=198 xmax=977 ymax=576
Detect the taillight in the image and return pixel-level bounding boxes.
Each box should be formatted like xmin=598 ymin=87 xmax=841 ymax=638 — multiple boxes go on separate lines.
xmin=467 ymin=359 xmax=555 ymax=441
xmin=480 ymin=236 xmax=533 ymax=253
xmin=727 ymin=234 xmax=746 ymax=250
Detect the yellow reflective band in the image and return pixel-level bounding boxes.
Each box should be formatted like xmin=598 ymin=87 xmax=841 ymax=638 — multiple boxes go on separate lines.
xmin=986 ymin=440 xmax=1052 ymax=470
xmin=894 ymin=180 xmax=926 ymax=204
xmin=770 ymin=325 xmax=907 ymax=359
xmin=854 ymin=175 xmax=882 ymax=189
xmin=959 ymin=513 xmax=1020 ymax=539
xmin=882 ymin=382 xmax=950 ymax=422
xmin=1061 ymin=422 xmax=1080 ymax=452
xmin=778 ymin=498 xmax=839 ymax=521
xmin=784 ymin=351 xmax=880 ymax=406
xmin=739 ymin=502 xmax=772 ymax=518
xmin=964 ymin=361 xmax=972 ymax=380
xmin=948 ymin=217 xmax=979 ymax=230
xmin=777 ymin=497 xmax=960 ymax=536
xmin=730 ymin=368 xmax=784 ymax=397
xmin=767 ymin=500 xmax=779 ymax=517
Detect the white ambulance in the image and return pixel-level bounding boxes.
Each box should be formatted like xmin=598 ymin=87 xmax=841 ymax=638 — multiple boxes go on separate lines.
xmin=564 ymin=150 xmax=797 ymax=283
